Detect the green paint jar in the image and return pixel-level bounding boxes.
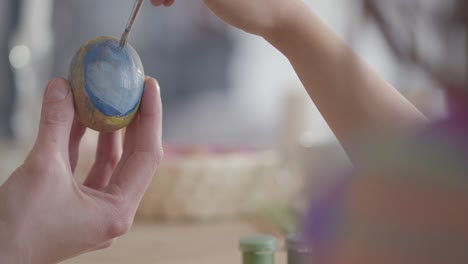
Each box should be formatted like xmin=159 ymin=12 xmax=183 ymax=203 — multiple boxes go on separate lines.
xmin=285 ymin=234 xmax=313 ymax=264
xmin=240 ymin=235 xmax=277 ymax=264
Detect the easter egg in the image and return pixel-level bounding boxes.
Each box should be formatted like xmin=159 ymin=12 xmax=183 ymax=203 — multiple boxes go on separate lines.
xmin=68 ymin=36 xmax=145 ymax=132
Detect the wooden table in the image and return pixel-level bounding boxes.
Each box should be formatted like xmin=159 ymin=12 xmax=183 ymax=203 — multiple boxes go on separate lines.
xmin=64 ymin=222 xmax=286 ymax=264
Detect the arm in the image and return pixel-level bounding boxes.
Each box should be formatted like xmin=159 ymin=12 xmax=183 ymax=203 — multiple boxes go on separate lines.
xmin=152 ymin=0 xmax=428 ymax=161
xmin=264 ymin=1 xmax=427 ymax=156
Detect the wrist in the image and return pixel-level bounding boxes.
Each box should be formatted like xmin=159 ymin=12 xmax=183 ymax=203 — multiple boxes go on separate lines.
xmin=261 ymin=0 xmax=309 ymax=45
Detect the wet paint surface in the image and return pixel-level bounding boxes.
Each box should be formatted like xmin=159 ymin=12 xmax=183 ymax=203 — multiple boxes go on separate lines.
xmin=83 ymin=38 xmax=144 ymax=117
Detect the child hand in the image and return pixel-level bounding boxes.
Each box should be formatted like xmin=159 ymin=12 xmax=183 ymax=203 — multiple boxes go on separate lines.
xmin=150 ymin=0 xmax=303 ymax=36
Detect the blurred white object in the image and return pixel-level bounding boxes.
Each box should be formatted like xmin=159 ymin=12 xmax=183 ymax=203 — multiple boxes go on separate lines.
xmin=11 ymin=0 xmax=55 ymax=148
xmin=278 ymin=88 xmax=350 ymax=209
xmin=9 ymin=45 xmax=31 ymax=69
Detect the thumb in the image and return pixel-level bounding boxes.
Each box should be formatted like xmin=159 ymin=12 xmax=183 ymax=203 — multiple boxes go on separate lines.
xmin=34 ymin=78 xmax=75 ymax=155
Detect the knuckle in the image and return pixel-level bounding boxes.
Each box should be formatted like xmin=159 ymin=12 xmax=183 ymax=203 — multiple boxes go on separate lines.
xmin=143 ymin=147 xmax=164 ymax=169
xmin=107 ymin=153 xmax=121 ymax=169
xmin=42 ymin=105 xmax=70 ymax=126
xmin=106 ymin=184 xmax=125 ymax=204
xmin=25 ymin=152 xmax=59 ymax=174
xmin=25 ymin=155 xmax=45 ymax=171
xmin=96 ymin=154 xmax=120 ymax=173
xmin=153 ymin=146 xmax=164 ymax=166
xmin=90 ymin=240 xmax=114 ymax=251
xmin=101 ymin=240 xmax=114 ymax=249
xmin=106 ymin=215 xmax=132 ymax=239
xmin=95 ymin=152 xmax=121 ymax=174
xmin=101 ymin=185 xmax=133 ymax=239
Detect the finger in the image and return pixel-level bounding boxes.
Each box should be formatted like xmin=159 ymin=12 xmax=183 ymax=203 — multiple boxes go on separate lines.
xmin=121 ymin=128 xmax=127 ymax=145
xmin=83 ymin=130 xmax=123 ymax=190
xmin=107 ymin=77 xmax=163 ymax=203
xmin=164 ymin=0 xmax=175 ymax=6
xmin=69 ymin=118 xmax=87 ymax=173
xmin=151 ymin=0 xmax=165 ymax=6
xmin=121 ymin=77 xmax=155 ymax=155
xmin=121 ymin=117 xmax=136 ymax=157
xmin=33 ymin=78 xmax=74 ymax=157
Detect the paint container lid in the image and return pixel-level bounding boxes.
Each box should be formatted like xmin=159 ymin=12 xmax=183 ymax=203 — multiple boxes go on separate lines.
xmin=240 ymin=235 xmax=277 ymax=253
xmin=285 ymin=234 xmax=313 ymax=253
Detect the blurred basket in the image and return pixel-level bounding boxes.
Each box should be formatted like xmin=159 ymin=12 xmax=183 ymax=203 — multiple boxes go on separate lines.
xmin=73 ymin=132 xmax=298 ymax=221
xmin=136 ymin=146 xmax=295 ymax=221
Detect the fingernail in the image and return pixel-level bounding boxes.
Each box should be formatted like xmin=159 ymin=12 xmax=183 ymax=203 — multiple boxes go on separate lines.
xmin=46 ymin=79 xmax=69 ymax=102
xmin=144 ymin=78 xmax=159 ymax=93
xmin=151 ymin=78 xmax=160 ymax=93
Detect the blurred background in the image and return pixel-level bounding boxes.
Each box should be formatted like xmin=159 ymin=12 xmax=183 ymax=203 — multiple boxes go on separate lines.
xmin=0 ymin=0 xmax=449 ymax=263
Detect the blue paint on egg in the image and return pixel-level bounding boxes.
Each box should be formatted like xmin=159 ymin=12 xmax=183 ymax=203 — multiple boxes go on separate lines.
xmin=83 ymin=39 xmax=144 ymax=117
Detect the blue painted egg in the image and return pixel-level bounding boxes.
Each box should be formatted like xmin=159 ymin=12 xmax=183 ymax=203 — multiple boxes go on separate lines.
xmin=68 ymin=36 xmax=145 ymax=132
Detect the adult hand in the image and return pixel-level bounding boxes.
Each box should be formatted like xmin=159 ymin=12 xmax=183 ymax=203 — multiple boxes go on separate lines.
xmin=0 ymin=77 xmax=163 ymax=264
